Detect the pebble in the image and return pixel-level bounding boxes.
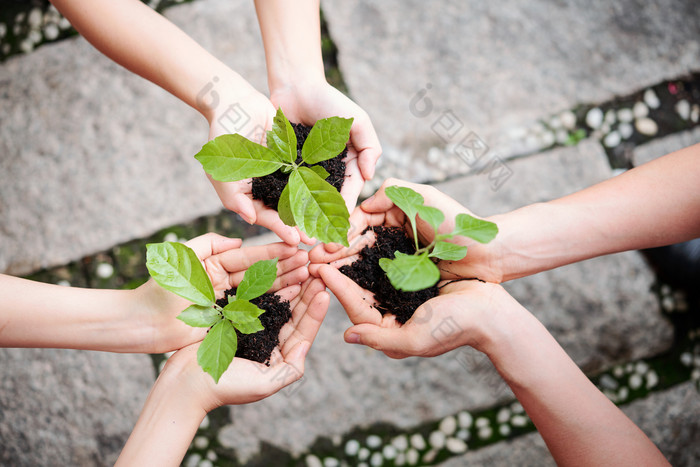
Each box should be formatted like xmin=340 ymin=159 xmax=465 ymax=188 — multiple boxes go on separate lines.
xmin=617 ymin=108 xmax=634 ymax=123
xmin=603 ymin=130 xmax=621 ymax=148
xmin=96 ymin=262 xmax=114 ymax=279
xmin=427 ymin=147 xmax=442 ymax=164
xmin=382 ymin=445 xmax=397 ymax=460
xmin=556 ymin=129 xmax=570 ymax=145
xmin=662 ymin=295 xmax=674 ymax=311
xmin=675 ymin=100 xmax=691 ymax=120
xmin=613 ymin=366 xmax=624 ymax=378
xmin=456 ymin=429 xmax=470 ymax=441
xmin=345 ymin=439 xmax=360 ymax=456
xmin=57 ymin=280 xmax=71 ymax=287
xmin=618 ymin=387 xmax=629 ymax=401
xmin=395 ymin=453 xmax=406 ymax=465
xmin=410 ymin=434 xmax=426 ymax=450
xmin=198 ymin=460 xmax=213 ymax=467
xmin=0 ymin=23 xmax=6 ymax=39
xmin=20 ymin=39 xmax=34 ymax=54
xmin=539 ymin=131 xmax=555 ymax=147
xmin=422 ymin=450 xmax=438 ymax=464
xmin=366 ymin=435 xmax=382 ymax=449
xmin=457 ymin=411 xmax=473 ymax=428
xmin=392 ymin=435 xmax=408 ymax=451
xmin=206 ymin=450 xmax=216 ymax=461
xmin=185 ymin=454 xmax=201 ymax=467
xmin=599 ymin=374 xmax=619 ymax=390
xmin=635 ymin=117 xmax=658 ymax=136
xmin=691 ymin=105 xmax=699 ymax=123
xmin=507 ymin=126 xmax=528 ymax=140
xmin=496 ymin=408 xmax=511 ymax=424
xmin=163 ymin=232 xmax=178 ymax=242
xmin=692 ymin=369 xmax=700 ymax=381
xmin=681 ymin=352 xmax=693 ymax=366
xmin=510 ymin=402 xmax=524 ymax=414
xmin=629 ymin=373 xmax=643 ymax=390
xmin=358 ymin=448 xmax=370 ymax=461
xmin=44 ymin=22 xmax=61 ymax=40
xmin=618 ymin=122 xmax=634 ymax=139
xmin=604 ymin=109 xmax=617 ymax=124
xmin=633 ymin=101 xmax=649 ymax=118
xmin=644 ymin=88 xmax=661 ymax=109
xmin=323 ymin=457 xmax=340 ymax=467
xmin=600 ymin=122 xmax=611 ymax=135
xmin=305 ymin=455 xmax=322 ymax=467
xmin=446 ymin=437 xmax=468 ymax=454
xmin=199 ymin=415 xmax=210 ymax=430
xmin=439 ymin=416 xmax=457 ymax=435
xmin=193 ymin=436 xmax=208 ymax=449
xmin=499 ymin=424 xmax=511 ymax=437
xmin=646 ymin=370 xmax=659 ymax=389
xmin=585 ymin=107 xmax=604 ymax=129
xmin=28 ymin=8 xmax=43 ymax=28
xmin=478 ymin=426 xmax=493 ymax=440
xmin=511 ymin=415 xmax=528 ymax=427
xmin=635 ymin=361 xmax=649 ymax=374
xmin=59 ymin=17 xmax=72 ymax=30
xmin=560 ymin=110 xmax=577 ymax=129
xmin=428 ymin=430 xmax=446 ymax=449
xmin=549 ymin=116 xmax=562 ymax=129
xmin=406 ymin=449 xmax=419 ymax=465
xmin=370 ymin=452 xmax=383 ymax=467
xmin=3 ymin=43 xmax=11 ymax=55
xmin=475 ymin=417 xmax=490 ymax=429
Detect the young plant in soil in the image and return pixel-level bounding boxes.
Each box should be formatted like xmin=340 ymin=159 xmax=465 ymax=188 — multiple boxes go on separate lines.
xmin=146 ymin=241 xmax=278 ymax=383
xmin=379 ymin=186 xmax=499 ymax=292
xmin=195 ymin=108 xmax=353 ymax=246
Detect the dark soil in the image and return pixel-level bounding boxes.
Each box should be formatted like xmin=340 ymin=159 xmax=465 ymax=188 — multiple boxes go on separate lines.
xmin=251 ymin=122 xmax=347 ymax=210
xmin=339 ymin=226 xmax=439 ymax=324
xmin=216 ymin=289 xmax=292 ymax=365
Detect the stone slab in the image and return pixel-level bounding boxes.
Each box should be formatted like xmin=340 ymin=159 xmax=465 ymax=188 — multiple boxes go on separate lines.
xmin=632 ymin=126 xmax=700 ymax=167
xmin=216 ymin=143 xmax=673 ymax=461
xmin=0 ymin=348 xmax=154 ymax=466
xmin=322 ymin=0 xmax=700 ymax=183
xmin=0 ymin=0 xmax=267 ymax=276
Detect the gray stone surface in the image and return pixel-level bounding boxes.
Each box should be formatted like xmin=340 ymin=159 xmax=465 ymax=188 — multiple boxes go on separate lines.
xmin=0 ymin=0 xmax=267 ymax=276
xmin=322 ymin=0 xmax=700 ymax=183
xmin=442 ymin=382 xmax=700 ymax=466
xmin=632 ymin=126 xmax=700 ymax=167
xmin=0 ymin=348 xmax=153 ymax=466
xmin=217 ymin=142 xmax=673 ymax=461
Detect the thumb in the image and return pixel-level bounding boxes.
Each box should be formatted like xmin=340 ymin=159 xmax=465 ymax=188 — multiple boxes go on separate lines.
xmin=344 ymin=324 xmax=411 ymax=358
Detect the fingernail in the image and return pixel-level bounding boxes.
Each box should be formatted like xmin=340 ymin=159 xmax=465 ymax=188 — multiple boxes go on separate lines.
xmin=346 ymin=333 xmax=361 ymax=344
xmin=362 ymin=195 xmax=375 ymax=205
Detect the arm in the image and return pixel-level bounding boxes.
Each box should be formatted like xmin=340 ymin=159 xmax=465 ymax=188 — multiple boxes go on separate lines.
xmin=116 ymin=278 xmax=329 ymax=466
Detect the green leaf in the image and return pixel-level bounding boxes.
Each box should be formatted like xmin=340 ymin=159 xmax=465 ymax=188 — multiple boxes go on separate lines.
xmin=146 ymin=242 xmax=215 ymax=307
xmin=429 ymin=241 xmax=468 ymax=261
xmin=235 ymin=258 xmax=278 ymax=301
xmin=267 ymin=108 xmax=297 ymax=163
xmin=308 ymin=164 xmax=330 ymax=180
xmin=277 ymin=183 xmax=296 ymax=226
xmin=301 ymin=116 xmax=353 ymax=164
xmin=289 ymin=167 xmax=350 ymax=246
xmin=197 ymin=319 xmax=237 ymax=383
xmin=378 ymin=252 xmax=440 ymax=292
xmin=222 ymin=300 xmax=265 ymax=334
xmin=452 ymin=214 xmax=499 ymax=243
xmin=416 ymin=205 xmax=444 ymax=231
xmin=177 ymin=305 xmax=221 ymax=327
xmin=195 ymin=134 xmax=284 ymax=182
xmin=385 ymin=186 xmax=423 ymax=224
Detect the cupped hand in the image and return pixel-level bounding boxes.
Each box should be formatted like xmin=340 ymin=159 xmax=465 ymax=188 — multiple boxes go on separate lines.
xmin=135 ymin=233 xmax=310 ymax=354
xmin=318 ymin=263 xmax=510 ymax=359
xmin=161 ymin=277 xmax=329 ymax=410
xmin=271 ymin=79 xmax=382 ymax=214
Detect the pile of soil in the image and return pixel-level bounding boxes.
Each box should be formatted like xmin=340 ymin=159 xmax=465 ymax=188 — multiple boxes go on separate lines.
xmin=251 ymin=122 xmax=347 ymax=210
xmin=215 ymin=289 xmax=292 ymax=365
xmin=339 ymin=226 xmax=439 ymax=324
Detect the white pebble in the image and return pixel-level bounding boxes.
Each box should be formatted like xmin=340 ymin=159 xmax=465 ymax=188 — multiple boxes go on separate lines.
xmin=366 ymin=435 xmax=382 ymax=449
xmin=457 ymin=411 xmax=473 ymax=428
xmin=585 ymin=107 xmax=604 ymax=129
xmin=370 ymin=452 xmax=383 ymax=467
xmin=511 ymin=415 xmax=528 ymax=427
xmin=499 ymin=424 xmax=511 ymax=437
xmin=539 ymin=131 xmax=555 ymax=147
xmin=0 ymin=23 xmax=6 ymax=39
xmin=185 ymin=454 xmax=201 ymax=467
xmin=456 ymin=429 xmax=470 ymax=441
xmin=13 ymin=23 xmax=21 ymax=36
xmin=439 ymin=416 xmax=457 ymax=435
xmin=633 ymin=101 xmax=649 ymax=118
xmin=345 ymin=439 xmax=360 ymax=456
xmin=692 ymin=369 xmax=700 ymax=381
xmin=323 ymin=457 xmax=339 ymax=467
xmin=57 ymin=280 xmax=71 ymax=287
xmin=20 ymin=39 xmax=34 ymax=54
xmin=198 ymin=460 xmax=213 ymax=467
xmin=96 ymin=262 xmax=114 ymax=279
xmin=676 ymin=100 xmax=691 ymax=120
xmin=603 ymin=130 xmax=621 ymax=148
xmin=446 ymin=437 xmax=468 ymax=454
xmin=600 ymin=122 xmax=611 ymax=135
xmin=549 ymin=116 xmax=562 ymax=129
xmin=15 ymin=12 xmax=26 ymax=23
xmin=560 ymin=110 xmax=577 ymax=129
xmin=199 ymin=415 xmax=210 ymax=430
xmin=629 ymin=373 xmax=643 ymax=390
xmin=58 ymin=17 xmax=72 ymax=30
xmin=510 ymin=402 xmax=524 ymax=414
xmin=382 ymin=445 xmax=397 ymax=459
xmin=599 ymin=374 xmax=619 ymax=390
xmin=691 ymin=104 xmax=699 ymax=123
xmin=358 ymin=464 xmax=368 ymax=467
xmin=28 ymin=8 xmax=43 ymax=28
xmin=635 ymin=361 xmax=649 ymax=374
xmin=428 ymin=430 xmax=446 ymax=449
xmin=395 ymin=452 xmax=406 ymax=465
xmin=507 ymin=126 xmax=528 ymax=140
xmin=618 ymin=387 xmax=629 ymax=401
xmin=625 ymin=363 xmax=635 ymax=373
xmin=478 ymin=426 xmax=492 ymax=440
xmin=660 ymin=284 xmax=672 ymax=296
xmin=644 ymin=88 xmax=661 ymax=109
xmin=617 ymin=108 xmax=634 ymax=123
xmin=646 ymin=370 xmax=659 ymax=389
xmin=163 ymin=232 xmax=178 ymax=242
xmin=604 ymin=389 xmax=617 ymax=402
xmin=391 ymin=435 xmax=408 ymax=451
xmin=422 ymin=450 xmax=438 ymax=464
xmin=2 ymin=43 xmax=10 ymax=55
xmin=193 ymin=436 xmax=208 ymax=450
xmin=635 ymin=117 xmax=658 ymax=136
xmin=613 ymin=366 xmax=624 ymax=378
xmin=605 ymin=109 xmax=617 ymax=124
xmin=358 ymin=447 xmax=370 ymax=461
xmin=406 ymin=448 xmax=419 ymax=465
xmin=618 ymin=122 xmax=634 ymax=139
xmin=496 ymin=408 xmax=511 ymax=424
xmin=556 ymin=129 xmax=570 ymax=145
xmin=305 ymin=455 xmax=322 ymax=467
xmin=662 ymin=295 xmax=674 ymax=312
xmin=681 ymin=352 xmax=693 ymax=366
xmin=410 ymin=434 xmax=426 ymax=450
xmin=475 ymin=417 xmax=489 ymax=429
xmin=43 ymin=23 xmax=59 ymax=40
xmin=206 ymin=450 xmax=217 ymax=461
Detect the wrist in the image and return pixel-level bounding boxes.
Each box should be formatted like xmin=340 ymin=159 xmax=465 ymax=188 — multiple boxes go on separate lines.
xmin=196 ymin=70 xmax=262 ymax=125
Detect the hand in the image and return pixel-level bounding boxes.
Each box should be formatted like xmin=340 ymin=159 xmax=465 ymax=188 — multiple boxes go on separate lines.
xmin=160 ymin=277 xmax=329 ymax=410
xmin=309 ymin=178 xmax=503 ymax=283
xmin=271 ymin=79 xmax=382 ymax=213
xmin=133 ymin=233 xmax=310 ymax=354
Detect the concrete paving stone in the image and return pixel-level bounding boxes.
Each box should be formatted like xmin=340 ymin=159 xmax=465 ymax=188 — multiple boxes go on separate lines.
xmin=322 ymin=0 xmax=700 ymax=181
xmin=216 ymin=142 xmax=673 ymax=461
xmin=0 ymin=348 xmax=153 ymax=466
xmin=632 ymin=126 xmax=700 ymax=167
xmin=0 ymin=0 xmax=268 ymax=276
xmin=441 ymin=382 xmax=700 ymax=466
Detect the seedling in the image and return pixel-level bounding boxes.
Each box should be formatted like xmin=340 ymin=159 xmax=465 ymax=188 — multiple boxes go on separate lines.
xmin=145 ymin=241 xmax=278 ymax=383
xmin=378 ymin=186 xmax=498 ymax=292
xmin=195 ymin=108 xmax=353 ymax=246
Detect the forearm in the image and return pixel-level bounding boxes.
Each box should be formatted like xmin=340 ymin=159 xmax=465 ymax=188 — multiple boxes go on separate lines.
xmin=51 ymin=0 xmax=256 ymax=122
xmin=481 ymin=303 xmax=668 ymax=465
xmin=254 ymin=0 xmax=325 ymax=92
xmin=0 ymin=274 xmax=151 ymax=352
xmin=492 ymin=144 xmax=700 ymax=281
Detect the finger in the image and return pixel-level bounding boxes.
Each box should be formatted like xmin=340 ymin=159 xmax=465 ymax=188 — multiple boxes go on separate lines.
xmin=298 ymin=228 xmax=315 ymax=246
xmin=218 ymin=243 xmax=298 ymax=273
xmin=340 ymin=156 xmax=363 ymax=213
xmin=227 ymin=250 xmax=309 ymax=289
xmin=255 ymin=208 xmax=301 ymax=245
xmin=184 ymin=233 xmax=242 ymax=260
xmin=318 ymin=265 xmax=381 ymax=325
xmin=360 ymin=177 xmax=418 ymax=213
xmin=350 ymin=115 xmax=382 ymax=180
xmin=343 ymin=323 xmax=411 ymax=358
xmin=280 ymin=286 xmax=329 ymax=355
xmin=231 ymin=193 xmax=257 ymax=224
xmin=309 ymin=220 xmax=375 ymax=264
xmin=273 ymin=284 xmax=302 ymax=303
